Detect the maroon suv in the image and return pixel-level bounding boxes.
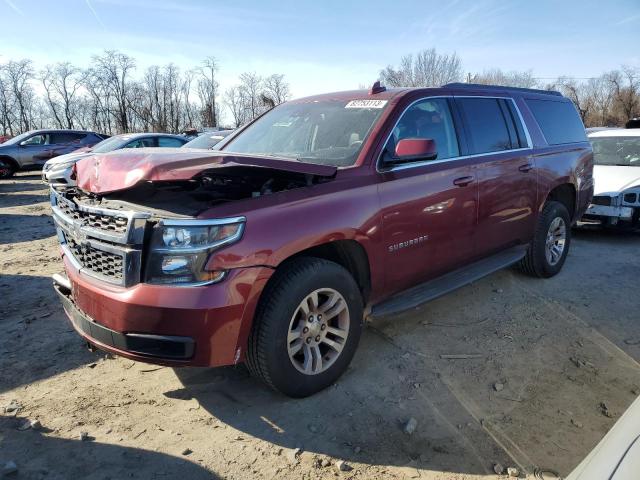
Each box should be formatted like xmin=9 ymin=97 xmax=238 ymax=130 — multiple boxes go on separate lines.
xmin=51 ymin=83 xmax=593 ymax=397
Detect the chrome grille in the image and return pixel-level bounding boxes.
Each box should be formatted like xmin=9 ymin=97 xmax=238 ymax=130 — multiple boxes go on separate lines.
xmin=50 ymin=189 xmax=149 ymax=287
xmin=56 ymin=195 xmax=129 ymax=235
xmin=591 ymin=196 xmax=612 ymax=207
xmin=67 ymin=236 xmax=124 ymax=281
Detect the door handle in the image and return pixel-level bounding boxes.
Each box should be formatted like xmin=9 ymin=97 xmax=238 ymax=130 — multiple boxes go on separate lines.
xmin=518 ymin=163 xmax=534 ymax=173
xmin=453 ymin=176 xmax=474 ymax=187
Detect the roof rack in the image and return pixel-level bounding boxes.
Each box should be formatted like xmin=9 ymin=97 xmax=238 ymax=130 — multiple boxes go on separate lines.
xmin=443 ymin=82 xmax=562 ymax=97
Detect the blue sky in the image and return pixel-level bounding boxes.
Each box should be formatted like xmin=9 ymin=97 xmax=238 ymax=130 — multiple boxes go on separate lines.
xmin=1 ymin=0 xmax=639 ymax=98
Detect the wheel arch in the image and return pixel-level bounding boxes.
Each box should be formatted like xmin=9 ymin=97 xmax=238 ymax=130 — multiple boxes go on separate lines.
xmin=545 ymin=183 xmax=577 ymax=221
xmin=0 ymin=155 xmax=19 ymax=169
xmin=280 ymin=239 xmax=372 ymax=304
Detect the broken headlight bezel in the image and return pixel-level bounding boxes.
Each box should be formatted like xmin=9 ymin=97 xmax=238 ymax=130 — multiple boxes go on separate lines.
xmin=145 ymin=216 xmax=245 ymax=286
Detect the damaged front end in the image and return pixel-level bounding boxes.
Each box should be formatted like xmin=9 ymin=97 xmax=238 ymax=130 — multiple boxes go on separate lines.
xmin=51 ymin=150 xmax=336 ymax=288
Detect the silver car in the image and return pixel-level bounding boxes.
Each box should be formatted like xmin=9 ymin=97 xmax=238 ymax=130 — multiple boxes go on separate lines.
xmin=42 ymin=133 xmax=188 ymax=187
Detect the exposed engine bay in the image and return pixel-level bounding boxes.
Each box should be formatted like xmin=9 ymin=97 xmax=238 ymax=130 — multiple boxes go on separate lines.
xmin=68 ymin=166 xmax=328 ymax=217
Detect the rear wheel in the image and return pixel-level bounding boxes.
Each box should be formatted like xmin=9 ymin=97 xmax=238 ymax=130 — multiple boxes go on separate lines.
xmin=519 ymin=201 xmax=571 ymax=278
xmin=0 ymin=158 xmax=16 ymax=179
xmin=246 ymin=257 xmax=363 ymax=397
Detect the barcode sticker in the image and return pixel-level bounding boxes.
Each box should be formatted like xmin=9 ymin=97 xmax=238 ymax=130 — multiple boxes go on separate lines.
xmin=345 ymin=100 xmax=388 ymax=109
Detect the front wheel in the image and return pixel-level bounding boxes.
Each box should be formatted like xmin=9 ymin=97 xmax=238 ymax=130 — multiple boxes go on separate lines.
xmin=246 ymin=257 xmax=363 ymax=397
xmin=519 ymin=200 xmax=571 ymax=278
xmin=0 ymin=158 xmax=16 ymax=179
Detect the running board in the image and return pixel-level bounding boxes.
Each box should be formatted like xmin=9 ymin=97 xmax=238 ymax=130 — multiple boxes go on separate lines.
xmin=370 ymin=246 xmax=527 ymax=319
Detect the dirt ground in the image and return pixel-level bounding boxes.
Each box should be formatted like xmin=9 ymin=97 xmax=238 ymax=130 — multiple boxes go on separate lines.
xmin=1 ymin=172 xmax=639 ymax=480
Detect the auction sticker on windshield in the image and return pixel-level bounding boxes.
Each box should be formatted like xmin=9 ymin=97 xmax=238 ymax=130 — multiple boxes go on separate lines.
xmin=345 ymin=100 xmax=388 ymax=109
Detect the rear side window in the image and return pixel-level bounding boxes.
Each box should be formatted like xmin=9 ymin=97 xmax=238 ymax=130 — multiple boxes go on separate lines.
xmin=124 ymin=138 xmax=156 ymax=148
xmin=157 ymin=137 xmax=186 ymax=147
xmin=456 ymin=98 xmax=512 ymax=154
xmin=51 ymin=132 xmax=86 ymax=144
xmin=525 ymin=99 xmax=587 ymax=145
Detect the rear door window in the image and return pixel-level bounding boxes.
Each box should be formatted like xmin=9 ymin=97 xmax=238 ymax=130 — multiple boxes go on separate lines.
xmin=51 ymin=132 xmax=86 ymax=144
xmin=456 ymin=98 xmax=512 ymax=154
xmin=525 ymin=99 xmax=587 ymax=145
xmin=124 ymin=138 xmax=157 ymax=148
xmin=157 ymin=137 xmax=185 ymax=147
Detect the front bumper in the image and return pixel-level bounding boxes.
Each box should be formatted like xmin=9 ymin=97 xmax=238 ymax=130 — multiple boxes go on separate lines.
xmin=54 ymin=276 xmax=195 ymax=360
xmin=583 ymin=204 xmax=634 ymax=221
xmin=56 ymin=255 xmax=274 ymax=367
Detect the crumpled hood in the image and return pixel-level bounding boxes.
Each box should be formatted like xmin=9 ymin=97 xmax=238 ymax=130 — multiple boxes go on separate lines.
xmin=75 ymin=148 xmax=337 ymax=194
xmin=593 ymin=165 xmax=640 ymax=195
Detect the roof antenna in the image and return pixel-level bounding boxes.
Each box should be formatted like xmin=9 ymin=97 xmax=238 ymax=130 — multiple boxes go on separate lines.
xmin=369 ymin=80 xmax=386 ymax=95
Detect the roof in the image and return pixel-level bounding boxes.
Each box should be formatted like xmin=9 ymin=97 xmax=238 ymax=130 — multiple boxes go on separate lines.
xmin=588 ymin=129 xmax=640 ymax=138
xmin=290 ymin=88 xmax=409 ymax=103
xmin=290 ymin=83 xmax=565 ymax=105
xmin=111 ymin=132 xmax=186 ymax=139
xmin=27 ymin=128 xmax=96 ymax=134
xmin=443 ymin=82 xmax=563 ymax=97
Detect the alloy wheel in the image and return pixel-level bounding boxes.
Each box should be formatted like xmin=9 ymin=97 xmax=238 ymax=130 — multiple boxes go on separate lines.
xmin=545 ymin=217 xmax=566 ymax=266
xmin=287 ymin=288 xmax=350 ymax=375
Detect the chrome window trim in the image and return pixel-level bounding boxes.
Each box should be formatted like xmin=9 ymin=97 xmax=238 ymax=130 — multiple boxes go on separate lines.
xmin=376 ymin=95 xmax=533 ymax=173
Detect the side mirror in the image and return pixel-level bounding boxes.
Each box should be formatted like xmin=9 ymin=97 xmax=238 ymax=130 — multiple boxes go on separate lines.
xmin=395 ymin=138 xmax=437 ymax=162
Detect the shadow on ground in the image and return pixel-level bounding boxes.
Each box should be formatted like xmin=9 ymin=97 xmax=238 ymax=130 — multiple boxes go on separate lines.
xmin=0 ymin=192 xmax=50 ymax=208
xmin=0 ymin=180 xmax=49 ymax=193
xmin=170 ymin=228 xmax=640 ymax=476
xmin=0 ymin=415 xmax=217 ymax=479
xmin=170 ymin=325 xmax=511 ymax=477
xmin=0 ymin=213 xmax=55 ymax=244
xmin=0 ymin=275 xmax=97 ymax=394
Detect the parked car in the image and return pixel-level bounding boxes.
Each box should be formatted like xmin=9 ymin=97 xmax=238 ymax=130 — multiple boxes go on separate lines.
xmin=566 ymin=394 xmax=640 ymax=480
xmin=42 ymin=133 xmax=189 ymax=187
xmin=581 ymin=128 xmax=640 ymax=227
xmin=50 ymin=83 xmax=592 ymax=397
xmin=0 ymin=135 xmax=12 ymax=144
xmin=0 ymin=129 xmax=105 ymax=179
xmin=181 ymin=130 xmax=234 ymax=150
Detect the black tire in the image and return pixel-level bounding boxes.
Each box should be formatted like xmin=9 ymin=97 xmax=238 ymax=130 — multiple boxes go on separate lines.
xmin=0 ymin=158 xmax=16 ymax=179
xmin=246 ymin=257 xmax=363 ymax=397
xmin=519 ymin=201 xmax=571 ymax=278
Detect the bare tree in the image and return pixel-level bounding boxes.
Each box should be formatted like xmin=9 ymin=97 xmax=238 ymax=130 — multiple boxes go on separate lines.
xmin=0 ymin=71 xmax=16 ymax=135
xmin=555 ymin=77 xmax=594 ymax=122
xmin=380 ymin=48 xmax=462 ymax=87
xmin=91 ymin=50 xmax=136 ymax=132
xmin=263 ymin=74 xmax=290 ymax=106
xmin=4 ymin=59 xmax=35 ymax=131
xmin=197 ymin=57 xmax=219 ymax=127
xmin=224 ymin=86 xmax=248 ymax=128
xmin=607 ymin=66 xmax=640 ymax=121
xmin=470 ymin=69 xmax=538 ymax=88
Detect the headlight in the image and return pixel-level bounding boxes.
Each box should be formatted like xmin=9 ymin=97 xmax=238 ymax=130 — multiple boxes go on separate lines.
xmin=44 ymin=160 xmax=74 ymax=173
xmin=145 ymin=217 xmax=245 ymax=286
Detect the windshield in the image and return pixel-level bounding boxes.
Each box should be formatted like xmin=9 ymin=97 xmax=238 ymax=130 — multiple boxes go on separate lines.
xmin=222 ymin=100 xmax=388 ymax=167
xmin=183 ymin=133 xmax=227 ymax=149
xmin=91 ymin=136 xmax=128 ymax=153
xmin=590 ymin=136 xmax=640 ymax=166
xmin=2 ymin=131 xmax=36 ymax=146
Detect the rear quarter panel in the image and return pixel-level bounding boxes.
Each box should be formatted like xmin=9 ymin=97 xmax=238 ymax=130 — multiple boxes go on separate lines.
xmin=516 ymin=95 xmax=593 ymax=221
